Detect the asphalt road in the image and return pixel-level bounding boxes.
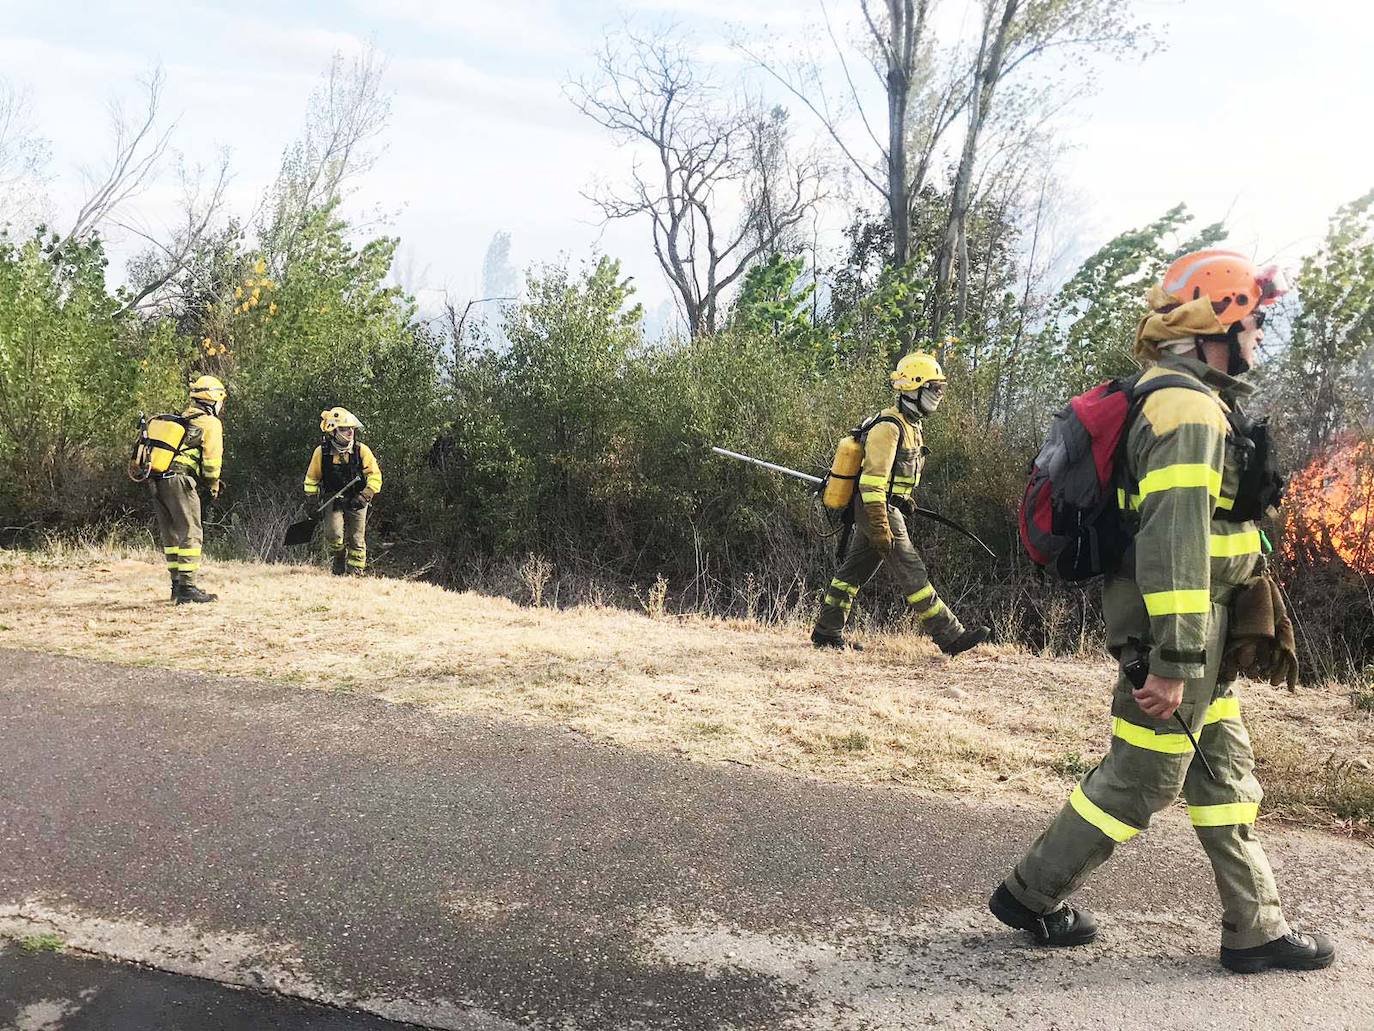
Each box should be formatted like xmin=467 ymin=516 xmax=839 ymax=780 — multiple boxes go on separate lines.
xmin=1 ymin=648 xmax=1370 ymax=1030
xmin=0 ymin=941 xmax=419 ymax=1030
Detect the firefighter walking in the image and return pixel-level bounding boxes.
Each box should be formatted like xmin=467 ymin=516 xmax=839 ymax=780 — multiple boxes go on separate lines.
xmin=811 ymin=352 xmax=989 ymax=656
xmin=990 ymin=251 xmax=1335 ymax=973
xmin=303 ymin=407 xmax=382 ymax=575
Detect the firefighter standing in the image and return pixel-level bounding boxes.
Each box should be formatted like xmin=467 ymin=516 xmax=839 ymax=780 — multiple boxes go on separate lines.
xmin=304 ymin=407 xmax=382 ymax=575
xmin=811 ymin=352 xmax=989 ymax=656
xmin=145 ymin=375 xmax=226 ymax=604
xmin=989 ymin=251 xmax=1335 ymax=973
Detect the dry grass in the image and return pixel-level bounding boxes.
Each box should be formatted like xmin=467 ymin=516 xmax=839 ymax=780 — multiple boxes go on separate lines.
xmin=2 ymin=546 xmax=1371 ymax=830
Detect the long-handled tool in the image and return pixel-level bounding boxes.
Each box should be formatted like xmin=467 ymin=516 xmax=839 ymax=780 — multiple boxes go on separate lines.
xmin=1122 ymin=648 xmax=1217 ymax=781
xmin=283 ymin=475 xmax=363 ymax=546
xmin=710 ymin=445 xmax=996 ymax=559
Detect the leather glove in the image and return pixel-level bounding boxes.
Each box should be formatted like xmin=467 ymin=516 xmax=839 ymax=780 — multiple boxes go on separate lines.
xmin=360 ymin=486 xmax=377 ymax=503
xmin=871 ymin=528 xmax=894 ymax=556
xmin=1267 ymin=576 xmax=1299 ymax=691
xmin=208 ymin=480 xmax=222 ymax=500
xmin=863 ymin=500 xmax=893 ymax=556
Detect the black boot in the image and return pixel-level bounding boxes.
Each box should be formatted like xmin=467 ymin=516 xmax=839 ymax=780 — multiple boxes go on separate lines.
xmin=811 ymin=629 xmax=863 ymax=652
xmin=174 ymin=582 xmax=218 ymax=605
xmin=169 ymin=573 xmax=181 ymax=602
xmin=331 ymin=551 xmax=347 ymax=576
xmin=1220 ymin=932 xmax=1335 ymax=974
xmin=989 ymin=883 xmax=1098 ymax=947
xmin=940 ymin=625 xmax=990 ymax=657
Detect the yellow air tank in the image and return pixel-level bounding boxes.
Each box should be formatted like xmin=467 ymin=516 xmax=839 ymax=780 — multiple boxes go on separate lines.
xmin=822 ymin=434 xmax=863 ymax=510
xmin=145 ymin=415 xmax=190 ymax=474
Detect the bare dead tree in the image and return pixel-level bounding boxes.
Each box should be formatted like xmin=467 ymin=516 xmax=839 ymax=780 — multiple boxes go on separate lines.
xmin=740 ymin=0 xmax=966 ymax=276
xmin=262 ymin=47 xmax=391 ymax=260
xmin=929 ymin=0 xmax=1148 ymax=339
xmin=570 ymin=28 xmax=824 ymax=337
xmin=113 ymin=150 xmax=232 ymax=316
xmin=63 ymin=69 xmax=175 ymax=248
xmin=0 ymin=79 xmax=50 ymax=227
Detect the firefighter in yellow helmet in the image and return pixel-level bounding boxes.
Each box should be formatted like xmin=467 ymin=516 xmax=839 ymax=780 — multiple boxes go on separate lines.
xmin=145 ymin=375 xmax=226 ymax=604
xmin=303 ymin=407 xmax=382 ymax=575
xmin=811 ymin=352 xmax=989 ymax=655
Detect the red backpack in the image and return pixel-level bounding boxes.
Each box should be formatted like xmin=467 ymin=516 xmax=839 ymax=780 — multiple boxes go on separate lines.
xmin=1018 ymin=372 xmax=1209 ymax=581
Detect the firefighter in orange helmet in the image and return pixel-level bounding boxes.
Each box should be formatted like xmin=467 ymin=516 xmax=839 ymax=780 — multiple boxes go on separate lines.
xmin=990 ymin=251 xmax=1334 ymax=974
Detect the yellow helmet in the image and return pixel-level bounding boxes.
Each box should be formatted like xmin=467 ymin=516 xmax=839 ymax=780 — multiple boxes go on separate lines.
xmin=189 ymin=374 xmax=227 ymax=403
xmin=890 ymin=352 xmax=946 ymax=392
xmin=320 ymin=407 xmax=363 ymax=433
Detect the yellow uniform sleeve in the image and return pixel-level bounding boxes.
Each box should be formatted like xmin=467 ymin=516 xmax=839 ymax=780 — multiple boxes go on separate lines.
xmin=198 ymin=415 xmax=223 ymax=486
xmin=304 ymin=446 xmax=323 ymax=494
xmin=859 ymin=420 xmax=899 ymax=543
xmin=859 ymin=421 xmax=899 ymax=504
xmin=359 ymin=444 xmax=382 ymax=494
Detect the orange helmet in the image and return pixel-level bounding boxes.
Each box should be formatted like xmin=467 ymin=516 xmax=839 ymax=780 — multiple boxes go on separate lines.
xmin=1160 ymin=250 xmax=1289 ymax=327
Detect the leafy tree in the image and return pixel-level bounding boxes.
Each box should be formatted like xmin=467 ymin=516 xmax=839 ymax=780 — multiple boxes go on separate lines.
xmin=1266 ymin=190 xmax=1374 ymax=454
xmin=0 ymin=230 xmax=180 ymax=520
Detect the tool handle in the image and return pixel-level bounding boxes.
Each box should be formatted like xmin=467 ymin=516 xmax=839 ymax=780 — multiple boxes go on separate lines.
xmin=313 ymin=475 xmax=363 ymax=517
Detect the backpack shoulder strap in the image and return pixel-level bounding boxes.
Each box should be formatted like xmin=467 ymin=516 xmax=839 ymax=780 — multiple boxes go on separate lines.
xmin=856 ymin=413 xmax=907 ymax=451
xmin=1117 ymin=372 xmax=1218 ymax=486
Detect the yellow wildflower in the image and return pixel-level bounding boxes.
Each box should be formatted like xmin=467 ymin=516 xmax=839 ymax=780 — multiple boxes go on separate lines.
xmin=234 ymin=286 xmax=244 ymax=299
xmin=254 ymin=258 xmax=266 ymax=275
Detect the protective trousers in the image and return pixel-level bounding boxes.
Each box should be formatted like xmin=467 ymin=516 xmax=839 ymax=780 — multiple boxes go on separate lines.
xmin=323 ymin=502 xmax=368 ymax=573
xmin=1004 ymin=589 xmax=1289 ymax=950
xmin=149 ymin=474 xmax=203 ymax=587
xmin=813 ymin=502 xmax=966 ymax=649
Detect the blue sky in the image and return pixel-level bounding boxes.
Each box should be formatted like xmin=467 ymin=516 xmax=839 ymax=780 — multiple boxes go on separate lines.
xmin=2 ymin=0 xmax=1371 ymax=325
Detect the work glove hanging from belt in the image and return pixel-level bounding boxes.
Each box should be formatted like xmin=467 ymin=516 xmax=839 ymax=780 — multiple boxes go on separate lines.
xmin=864 ymin=498 xmax=894 ymax=556
xmin=1221 ymin=573 xmax=1300 ymax=690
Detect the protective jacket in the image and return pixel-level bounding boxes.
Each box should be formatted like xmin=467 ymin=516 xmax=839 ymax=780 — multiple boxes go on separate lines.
xmin=304 ymin=442 xmax=382 ymax=501
xmin=169 ymin=404 xmax=224 ymax=493
xmin=1111 ymin=352 xmax=1264 ymax=681
xmin=857 ymin=406 xmax=923 ymax=541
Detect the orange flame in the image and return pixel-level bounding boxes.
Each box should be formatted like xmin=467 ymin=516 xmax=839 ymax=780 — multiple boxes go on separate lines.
xmin=1284 ymin=436 xmax=1374 ymax=574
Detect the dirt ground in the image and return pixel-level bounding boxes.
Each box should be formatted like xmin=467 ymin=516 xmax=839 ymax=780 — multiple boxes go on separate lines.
xmin=2 ymin=548 xmax=1371 ymax=831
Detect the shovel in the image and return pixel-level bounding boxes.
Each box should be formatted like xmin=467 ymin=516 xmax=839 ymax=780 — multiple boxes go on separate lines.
xmin=283 ymin=476 xmax=363 ymax=546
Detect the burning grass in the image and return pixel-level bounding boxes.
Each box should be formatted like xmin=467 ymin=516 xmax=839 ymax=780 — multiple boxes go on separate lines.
xmin=2 ymin=546 xmax=1370 ymax=834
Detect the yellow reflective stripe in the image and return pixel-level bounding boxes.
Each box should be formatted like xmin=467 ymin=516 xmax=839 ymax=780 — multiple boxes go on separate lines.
xmin=860 ymin=491 xmax=887 ymax=504
xmin=1216 ymin=495 xmax=1235 ymax=511
xmin=1136 ymin=463 xmax=1222 ymax=500
xmin=858 ymin=474 xmax=889 ymax=488
xmin=890 ymin=486 xmax=913 ymax=498
xmin=916 ymin=600 xmax=946 ymax=623
xmin=1204 ymin=696 xmax=1241 ymax=725
xmin=830 ymin=579 xmax=859 ymax=596
xmin=1069 ymin=784 xmax=1140 ymax=842
xmin=906 ymin=585 xmax=935 ymax=605
xmin=1189 ymin=802 xmax=1259 ymax=827
xmin=1142 ymin=589 xmax=1211 ymax=616
xmin=1111 ymin=716 xmax=1194 ymax=754
xmin=1210 ymin=530 xmax=1260 ymax=557
xmin=891 ymin=476 xmax=916 ymax=485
